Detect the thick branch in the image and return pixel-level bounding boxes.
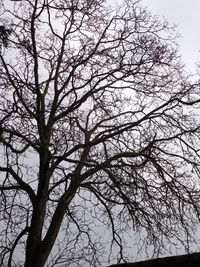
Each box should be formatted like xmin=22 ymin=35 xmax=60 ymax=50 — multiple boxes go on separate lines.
xmin=0 ymin=167 xmax=36 ymax=204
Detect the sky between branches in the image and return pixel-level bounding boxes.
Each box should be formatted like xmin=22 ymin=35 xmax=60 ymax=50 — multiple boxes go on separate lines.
xmin=142 ymin=0 xmax=200 ymax=74
xmin=8 ymin=0 xmax=200 ymax=74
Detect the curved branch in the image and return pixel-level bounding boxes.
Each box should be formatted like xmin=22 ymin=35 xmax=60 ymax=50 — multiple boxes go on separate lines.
xmin=0 ymin=167 xmax=36 ymax=204
xmin=8 ymin=227 xmax=30 ymax=267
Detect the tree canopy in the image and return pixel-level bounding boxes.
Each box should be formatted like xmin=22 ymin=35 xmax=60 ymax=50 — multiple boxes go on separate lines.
xmin=0 ymin=0 xmax=200 ymax=266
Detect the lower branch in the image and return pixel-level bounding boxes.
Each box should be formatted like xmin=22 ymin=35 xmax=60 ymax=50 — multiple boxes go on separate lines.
xmin=8 ymin=227 xmax=30 ymax=267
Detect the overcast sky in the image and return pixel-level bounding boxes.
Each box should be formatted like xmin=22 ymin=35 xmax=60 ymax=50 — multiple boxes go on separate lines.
xmin=142 ymin=0 xmax=200 ymax=73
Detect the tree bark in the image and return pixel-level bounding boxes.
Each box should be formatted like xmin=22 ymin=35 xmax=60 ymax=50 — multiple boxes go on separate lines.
xmin=25 ymin=147 xmax=50 ymax=267
xmin=24 ymin=179 xmax=77 ymax=267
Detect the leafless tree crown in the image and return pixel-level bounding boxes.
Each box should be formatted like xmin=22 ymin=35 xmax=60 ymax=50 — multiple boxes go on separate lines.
xmin=0 ymin=0 xmax=200 ymax=266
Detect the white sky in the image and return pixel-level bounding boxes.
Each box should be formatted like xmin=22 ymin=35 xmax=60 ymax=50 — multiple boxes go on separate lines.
xmin=141 ymin=0 xmax=200 ymax=73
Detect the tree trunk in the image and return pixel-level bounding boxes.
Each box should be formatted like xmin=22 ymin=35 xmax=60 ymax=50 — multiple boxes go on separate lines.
xmin=24 ymin=201 xmax=47 ymax=267
xmin=25 ymin=249 xmax=47 ymax=267
xmin=25 ymin=147 xmax=50 ymax=267
xmin=24 ymin=179 xmax=77 ymax=267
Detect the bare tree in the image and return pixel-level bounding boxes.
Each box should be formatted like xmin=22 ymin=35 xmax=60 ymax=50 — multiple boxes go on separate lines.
xmin=0 ymin=0 xmax=200 ymax=266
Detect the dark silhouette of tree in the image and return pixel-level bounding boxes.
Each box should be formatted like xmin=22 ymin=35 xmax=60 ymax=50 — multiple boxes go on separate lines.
xmin=0 ymin=0 xmax=200 ymax=266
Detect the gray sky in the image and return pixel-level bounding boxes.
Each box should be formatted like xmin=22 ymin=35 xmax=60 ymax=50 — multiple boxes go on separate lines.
xmin=142 ymin=0 xmax=200 ymax=73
